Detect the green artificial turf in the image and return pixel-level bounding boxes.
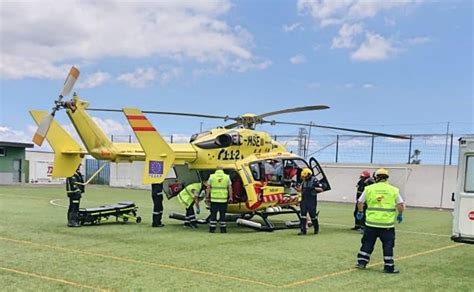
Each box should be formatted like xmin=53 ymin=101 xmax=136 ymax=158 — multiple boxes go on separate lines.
xmin=0 ymin=185 xmax=472 ymax=291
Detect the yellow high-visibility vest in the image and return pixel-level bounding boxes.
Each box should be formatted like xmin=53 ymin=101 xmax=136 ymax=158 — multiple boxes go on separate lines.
xmin=209 ymin=170 xmax=230 ymax=203
xmin=365 ymin=182 xmax=399 ymax=228
xmin=177 ymin=182 xmax=201 ymax=208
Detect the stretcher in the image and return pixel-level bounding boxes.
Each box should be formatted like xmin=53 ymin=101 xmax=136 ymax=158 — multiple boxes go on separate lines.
xmin=78 ymin=201 xmax=142 ymax=225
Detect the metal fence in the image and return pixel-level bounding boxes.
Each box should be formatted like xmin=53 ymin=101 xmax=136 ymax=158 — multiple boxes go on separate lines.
xmin=111 ymin=133 xmax=473 ymax=166
xmin=85 ymin=159 xmax=110 ymax=185
xmin=285 ymin=134 xmax=474 ymax=165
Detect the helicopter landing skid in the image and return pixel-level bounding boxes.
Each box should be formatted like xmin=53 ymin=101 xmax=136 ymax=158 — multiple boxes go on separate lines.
xmin=237 ymin=205 xmax=301 ymax=232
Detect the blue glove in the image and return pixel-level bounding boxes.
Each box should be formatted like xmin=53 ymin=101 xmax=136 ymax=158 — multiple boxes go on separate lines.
xmin=196 ymin=207 xmax=200 ymax=215
xmin=356 ymin=212 xmax=364 ymax=220
xmin=397 ymin=214 xmax=403 ymax=224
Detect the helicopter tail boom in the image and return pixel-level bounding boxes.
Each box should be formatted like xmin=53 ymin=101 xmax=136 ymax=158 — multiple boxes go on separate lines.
xmin=30 ymin=110 xmax=86 ymax=177
xmin=124 ymin=108 xmax=176 ymax=184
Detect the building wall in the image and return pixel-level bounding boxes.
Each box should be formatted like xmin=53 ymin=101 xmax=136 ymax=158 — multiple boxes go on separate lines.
xmin=0 ymin=146 xmax=28 ymax=184
xmin=109 ymin=161 xmax=458 ymax=209
xmin=321 ymin=164 xmax=456 ymax=209
xmin=25 ymin=151 xmax=83 ymax=184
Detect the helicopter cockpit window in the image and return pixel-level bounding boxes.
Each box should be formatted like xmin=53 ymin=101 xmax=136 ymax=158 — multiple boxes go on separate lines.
xmin=249 ymin=163 xmax=262 ymax=181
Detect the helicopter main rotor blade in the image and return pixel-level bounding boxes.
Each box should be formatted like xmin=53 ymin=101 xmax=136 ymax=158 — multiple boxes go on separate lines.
xmin=32 ymin=112 xmax=55 ymax=146
xmin=59 ymin=66 xmax=80 ymax=97
xmin=87 ymin=108 xmax=239 ymax=121
xmin=264 ymin=120 xmax=411 ymax=139
xmin=258 ymin=105 xmax=329 ymax=119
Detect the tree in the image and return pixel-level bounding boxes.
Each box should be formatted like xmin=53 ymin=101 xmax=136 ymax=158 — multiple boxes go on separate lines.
xmin=410 ymin=149 xmax=421 ymax=164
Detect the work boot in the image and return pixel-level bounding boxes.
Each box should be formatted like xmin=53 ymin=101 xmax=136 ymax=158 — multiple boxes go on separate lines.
xmin=220 ymin=227 xmax=227 ymax=233
xmin=298 ymin=230 xmax=307 ymax=236
xmin=152 ymin=223 xmax=165 ymax=227
xmin=383 ymin=268 xmax=400 ymax=274
xmin=209 ymin=227 xmax=216 ymax=233
xmin=355 ymin=263 xmax=366 ymax=269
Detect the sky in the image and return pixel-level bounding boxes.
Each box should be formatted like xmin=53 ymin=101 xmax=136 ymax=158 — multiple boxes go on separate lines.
xmin=0 ymin=0 xmax=472 ymax=154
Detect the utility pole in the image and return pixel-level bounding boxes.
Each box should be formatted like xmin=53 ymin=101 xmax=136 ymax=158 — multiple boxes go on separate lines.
xmin=297 ymin=128 xmax=308 ymax=157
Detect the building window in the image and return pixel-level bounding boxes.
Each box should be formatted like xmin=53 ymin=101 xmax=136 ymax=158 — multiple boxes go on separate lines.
xmin=0 ymin=147 xmax=5 ymax=156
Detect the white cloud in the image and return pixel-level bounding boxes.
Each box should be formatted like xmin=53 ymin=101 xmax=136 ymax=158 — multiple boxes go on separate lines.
xmin=77 ymin=71 xmax=112 ymax=89
xmin=407 ymin=36 xmax=431 ymax=45
xmin=117 ymin=68 xmax=157 ymax=88
xmin=0 ymin=0 xmax=266 ymax=79
xmin=298 ymin=0 xmax=420 ymax=26
xmin=91 ymin=117 xmax=132 ymax=136
xmin=290 ymin=54 xmax=307 ymax=64
xmin=351 ymin=33 xmax=397 ymax=61
xmin=363 ymin=83 xmax=375 ymax=89
xmin=0 ymin=125 xmax=31 ymax=143
xmin=283 ymin=22 xmax=302 ymax=32
xmin=331 ymin=23 xmax=363 ymax=49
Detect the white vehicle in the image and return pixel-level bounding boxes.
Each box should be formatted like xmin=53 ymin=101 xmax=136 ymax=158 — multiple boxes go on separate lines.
xmin=451 ymin=137 xmax=474 ymax=243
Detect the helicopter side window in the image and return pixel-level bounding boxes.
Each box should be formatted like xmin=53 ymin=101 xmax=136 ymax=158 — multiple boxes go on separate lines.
xmin=264 ymin=159 xmax=283 ymax=185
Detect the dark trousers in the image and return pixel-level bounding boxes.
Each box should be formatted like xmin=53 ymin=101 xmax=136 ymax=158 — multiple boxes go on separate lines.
xmin=353 ymin=203 xmax=367 ymax=228
xmin=152 ymin=192 xmax=163 ymax=226
xmin=209 ymin=202 xmax=227 ymax=233
xmin=184 ymin=204 xmax=197 ymax=227
xmin=67 ymin=195 xmax=81 ymax=225
xmin=300 ymin=197 xmax=318 ymax=233
xmin=357 ymin=226 xmax=396 ymax=271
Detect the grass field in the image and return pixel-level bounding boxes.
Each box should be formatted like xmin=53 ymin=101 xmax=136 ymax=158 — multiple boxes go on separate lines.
xmin=1 ymin=185 xmax=473 ymax=291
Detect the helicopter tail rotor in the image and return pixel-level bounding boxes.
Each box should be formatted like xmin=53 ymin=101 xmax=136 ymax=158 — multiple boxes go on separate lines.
xmin=32 ymin=66 xmax=80 ymax=146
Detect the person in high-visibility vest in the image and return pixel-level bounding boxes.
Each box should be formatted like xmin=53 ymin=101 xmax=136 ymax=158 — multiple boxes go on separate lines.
xmin=355 ymin=168 xmax=405 ymax=273
xmin=66 ymin=164 xmax=85 ymax=227
xmin=206 ymin=166 xmax=232 ymax=233
xmin=177 ymin=182 xmax=205 ymax=229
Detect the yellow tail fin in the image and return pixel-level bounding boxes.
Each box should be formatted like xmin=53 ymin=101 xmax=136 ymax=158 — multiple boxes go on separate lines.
xmin=123 ymin=108 xmax=176 ymax=184
xmin=30 ymin=111 xmax=86 ymax=177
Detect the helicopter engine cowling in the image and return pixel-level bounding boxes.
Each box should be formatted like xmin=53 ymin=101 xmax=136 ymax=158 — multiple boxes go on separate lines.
xmin=216 ymin=134 xmax=232 ymax=147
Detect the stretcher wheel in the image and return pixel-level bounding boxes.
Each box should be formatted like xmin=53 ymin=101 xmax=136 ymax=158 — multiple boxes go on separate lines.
xmin=123 ymin=217 xmax=129 ymax=223
xmin=136 ymin=216 xmax=142 ymax=223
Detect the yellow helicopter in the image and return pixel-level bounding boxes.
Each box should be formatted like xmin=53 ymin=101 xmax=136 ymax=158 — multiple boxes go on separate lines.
xmin=30 ymin=67 xmax=409 ymax=230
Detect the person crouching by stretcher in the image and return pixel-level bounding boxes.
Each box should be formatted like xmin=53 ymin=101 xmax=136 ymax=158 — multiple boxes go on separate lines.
xmin=66 ymin=164 xmax=85 ymax=227
xmin=177 ymin=182 xmax=206 ymax=229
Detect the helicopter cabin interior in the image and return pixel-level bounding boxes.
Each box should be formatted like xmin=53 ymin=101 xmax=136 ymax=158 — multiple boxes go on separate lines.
xmin=162 ymin=157 xmax=330 ymax=204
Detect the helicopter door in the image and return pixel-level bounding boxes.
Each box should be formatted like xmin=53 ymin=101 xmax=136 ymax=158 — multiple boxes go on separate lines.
xmin=308 ymin=157 xmax=331 ymax=191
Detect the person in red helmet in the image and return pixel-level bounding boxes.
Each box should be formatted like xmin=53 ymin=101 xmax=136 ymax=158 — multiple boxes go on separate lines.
xmin=351 ymin=170 xmax=373 ymax=231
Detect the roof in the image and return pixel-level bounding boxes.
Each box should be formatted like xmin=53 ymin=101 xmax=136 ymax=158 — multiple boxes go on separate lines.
xmin=0 ymin=141 xmax=34 ymax=148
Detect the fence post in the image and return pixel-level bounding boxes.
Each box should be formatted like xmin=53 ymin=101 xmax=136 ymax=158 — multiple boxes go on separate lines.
xmin=449 ymin=134 xmax=454 ymax=165
xmin=111 ymin=135 xmax=114 ymax=142
xmin=171 ymin=135 xmax=173 ymax=144
xmin=370 ymin=136 xmax=375 ymax=164
xmin=407 ymin=135 xmax=413 ymax=164
xmin=335 ymin=135 xmax=339 ymax=163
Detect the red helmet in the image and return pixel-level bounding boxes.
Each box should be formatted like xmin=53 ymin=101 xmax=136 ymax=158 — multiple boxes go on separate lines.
xmin=360 ymin=170 xmax=370 ymax=178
